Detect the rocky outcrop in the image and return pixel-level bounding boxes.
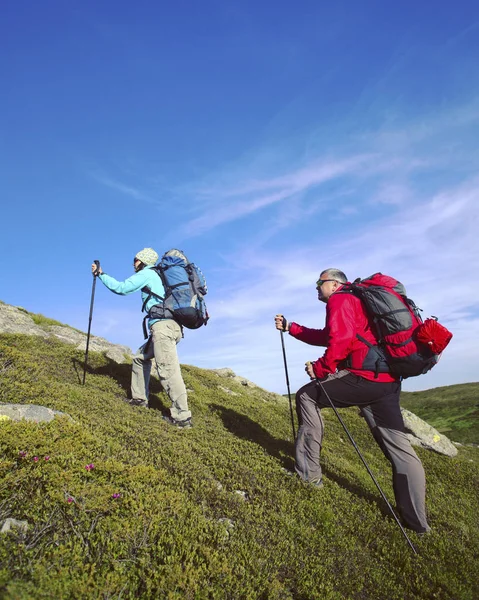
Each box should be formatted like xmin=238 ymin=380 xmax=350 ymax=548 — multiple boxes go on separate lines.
xmin=47 ymin=325 xmax=131 ymax=364
xmin=0 ymin=303 xmax=131 ymax=364
xmin=401 ymin=408 xmax=458 ymax=457
xmin=0 ymin=303 xmax=50 ymax=338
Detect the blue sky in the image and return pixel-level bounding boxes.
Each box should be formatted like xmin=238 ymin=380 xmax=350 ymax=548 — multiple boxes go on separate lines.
xmin=1 ymin=0 xmax=478 ymax=395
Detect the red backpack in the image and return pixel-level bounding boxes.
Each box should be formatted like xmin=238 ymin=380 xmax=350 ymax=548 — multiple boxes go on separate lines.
xmin=341 ymin=273 xmax=453 ymax=379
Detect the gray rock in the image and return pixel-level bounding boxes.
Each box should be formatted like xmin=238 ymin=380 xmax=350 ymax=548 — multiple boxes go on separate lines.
xmin=0 ymin=303 xmax=132 ymax=364
xmin=212 ymin=368 xmax=236 ymax=378
xmin=47 ymin=326 xmax=131 ymax=363
xmin=76 ymin=338 xmax=131 ymax=364
xmin=1 ymin=518 xmax=29 ymax=534
xmin=219 ymin=386 xmax=239 ymax=396
xmin=239 ymin=378 xmax=257 ymax=388
xmin=46 ymin=325 xmax=86 ymax=346
xmin=0 ymin=304 xmax=49 ymax=338
xmin=0 ymin=404 xmax=71 ymax=423
xmin=217 ymin=517 xmax=235 ymax=540
xmin=218 ymin=518 xmax=235 ymax=529
xmin=401 ymin=408 xmax=458 ymax=457
xmin=212 ymin=368 xmax=258 ymax=388
xmin=234 ymin=490 xmax=249 ymax=501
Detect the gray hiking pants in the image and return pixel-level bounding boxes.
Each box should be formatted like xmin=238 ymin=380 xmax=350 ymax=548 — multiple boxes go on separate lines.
xmin=295 ymin=370 xmax=429 ymax=533
xmin=131 ymin=320 xmax=191 ymax=421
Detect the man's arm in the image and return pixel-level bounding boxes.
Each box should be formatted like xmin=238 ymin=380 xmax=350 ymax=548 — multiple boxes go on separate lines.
xmin=274 ymin=315 xmax=327 ymax=346
xmin=312 ymin=294 xmax=357 ymax=378
xmin=289 ymin=322 xmax=328 ymax=346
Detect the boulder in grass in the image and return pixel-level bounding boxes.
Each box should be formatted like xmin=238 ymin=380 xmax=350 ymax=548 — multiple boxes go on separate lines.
xmin=212 ymin=368 xmax=258 ymax=388
xmin=1 ymin=518 xmax=29 ymax=535
xmin=401 ymin=408 xmax=458 ymax=457
xmin=0 ymin=403 xmax=71 ymax=423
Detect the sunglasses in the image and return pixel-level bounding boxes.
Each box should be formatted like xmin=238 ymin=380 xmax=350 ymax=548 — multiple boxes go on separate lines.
xmin=316 ymin=279 xmax=337 ymax=289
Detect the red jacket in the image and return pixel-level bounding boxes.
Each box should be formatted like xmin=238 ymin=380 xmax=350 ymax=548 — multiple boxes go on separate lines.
xmin=289 ymin=286 xmax=398 ymax=383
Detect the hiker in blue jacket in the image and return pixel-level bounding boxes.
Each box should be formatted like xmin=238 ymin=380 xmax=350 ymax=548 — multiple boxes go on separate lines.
xmin=91 ymin=248 xmax=192 ymax=428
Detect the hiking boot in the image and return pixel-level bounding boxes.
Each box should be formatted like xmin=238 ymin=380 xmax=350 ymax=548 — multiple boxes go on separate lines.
xmin=308 ymin=477 xmax=324 ymax=489
xmin=128 ymin=398 xmax=148 ymax=408
xmin=399 ymin=517 xmax=431 ymax=535
xmin=162 ymin=416 xmax=193 ymax=429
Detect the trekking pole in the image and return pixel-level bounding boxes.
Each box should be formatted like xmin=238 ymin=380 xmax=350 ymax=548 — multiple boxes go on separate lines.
xmin=278 ymin=315 xmax=296 ymax=441
xmin=83 ymin=260 xmax=100 ymax=385
xmin=314 ymin=375 xmax=418 ymax=555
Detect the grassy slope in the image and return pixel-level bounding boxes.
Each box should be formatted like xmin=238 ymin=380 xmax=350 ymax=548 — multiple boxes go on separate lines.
xmin=0 ymin=333 xmax=478 ymax=600
xmin=401 ymin=383 xmax=479 ymax=444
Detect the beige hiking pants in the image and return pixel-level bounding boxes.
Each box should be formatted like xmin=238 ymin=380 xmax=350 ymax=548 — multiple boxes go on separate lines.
xmin=131 ymin=320 xmax=191 ymax=421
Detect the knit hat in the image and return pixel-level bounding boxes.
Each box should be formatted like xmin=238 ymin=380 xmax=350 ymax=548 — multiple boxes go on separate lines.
xmin=135 ymin=248 xmax=158 ymax=266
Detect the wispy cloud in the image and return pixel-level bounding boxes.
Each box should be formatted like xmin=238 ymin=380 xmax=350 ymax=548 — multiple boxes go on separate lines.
xmin=92 ymin=173 xmax=158 ymax=205
xmin=178 ymin=155 xmax=373 ymax=237
xmin=172 ymin=101 xmax=479 ymax=242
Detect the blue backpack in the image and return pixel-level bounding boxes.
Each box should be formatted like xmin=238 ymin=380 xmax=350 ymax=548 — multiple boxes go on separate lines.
xmin=141 ymin=249 xmax=209 ymax=338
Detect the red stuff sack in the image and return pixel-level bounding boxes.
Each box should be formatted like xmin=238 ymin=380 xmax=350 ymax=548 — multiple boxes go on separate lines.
xmin=415 ymin=318 xmax=453 ymax=354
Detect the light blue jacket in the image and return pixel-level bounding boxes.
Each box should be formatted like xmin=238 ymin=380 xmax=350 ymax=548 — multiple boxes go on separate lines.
xmin=98 ymin=265 xmax=166 ymax=329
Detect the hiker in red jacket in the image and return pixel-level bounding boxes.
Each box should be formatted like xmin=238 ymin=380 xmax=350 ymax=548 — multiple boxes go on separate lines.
xmin=274 ymin=268 xmax=430 ymax=534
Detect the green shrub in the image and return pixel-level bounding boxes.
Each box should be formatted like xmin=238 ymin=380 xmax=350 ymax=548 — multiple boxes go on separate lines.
xmin=30 ymin=313 xmax=65 ymax=327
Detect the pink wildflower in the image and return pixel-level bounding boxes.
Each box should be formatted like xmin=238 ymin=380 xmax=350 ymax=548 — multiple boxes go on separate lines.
xmin=111 ymin=493 xmax=121 ymax=499
xmin=33 ymin=456 xmax=39 ymax=462
xmin=19 ymin=451 xmax=27 ymax=458
xmin=85 ymin=463 xmax=95 ymax=472
xmin=44 ymin=456 xmax=50 ymax=461
xmin=67 ymin=497 xmax=73 ymax=504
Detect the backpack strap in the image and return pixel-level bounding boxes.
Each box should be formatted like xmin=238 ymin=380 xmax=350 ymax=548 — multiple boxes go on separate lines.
xmin=142 ymin=315 xmax=149 ymax=340
xmin=168 ymin=281 xmax=189 ymax=290
xmin=141 ymin=288 xmax=152 ymax=313
xmin=141 ymin=286 xmax=165 ymax=313
xmin=141 ymin=282 xmax=166 ymax=339
xmin=349 ymin=335 xmax=390 ymax=378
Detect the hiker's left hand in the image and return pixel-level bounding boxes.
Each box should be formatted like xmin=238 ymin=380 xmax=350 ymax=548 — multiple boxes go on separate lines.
xmin=92 ymin=262 xmax=103 ymax=276
xmin=275 ymin=314 xmax=290 ymax=331
xmin=305 ymin=361 xmax=315 ymax=380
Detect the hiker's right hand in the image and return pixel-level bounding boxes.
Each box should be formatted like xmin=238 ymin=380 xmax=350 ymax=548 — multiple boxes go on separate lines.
xmin=91 ymin=262 xmax=103 ymax=276
xmin=275 ymin=314 xmax=290 ymax=332
xmin=305 ymin=361 xmax=316 ymax=380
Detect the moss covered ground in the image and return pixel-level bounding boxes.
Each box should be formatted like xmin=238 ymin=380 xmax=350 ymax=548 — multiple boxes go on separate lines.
xmin=0 ymin=333 xmax=478 ymax=599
